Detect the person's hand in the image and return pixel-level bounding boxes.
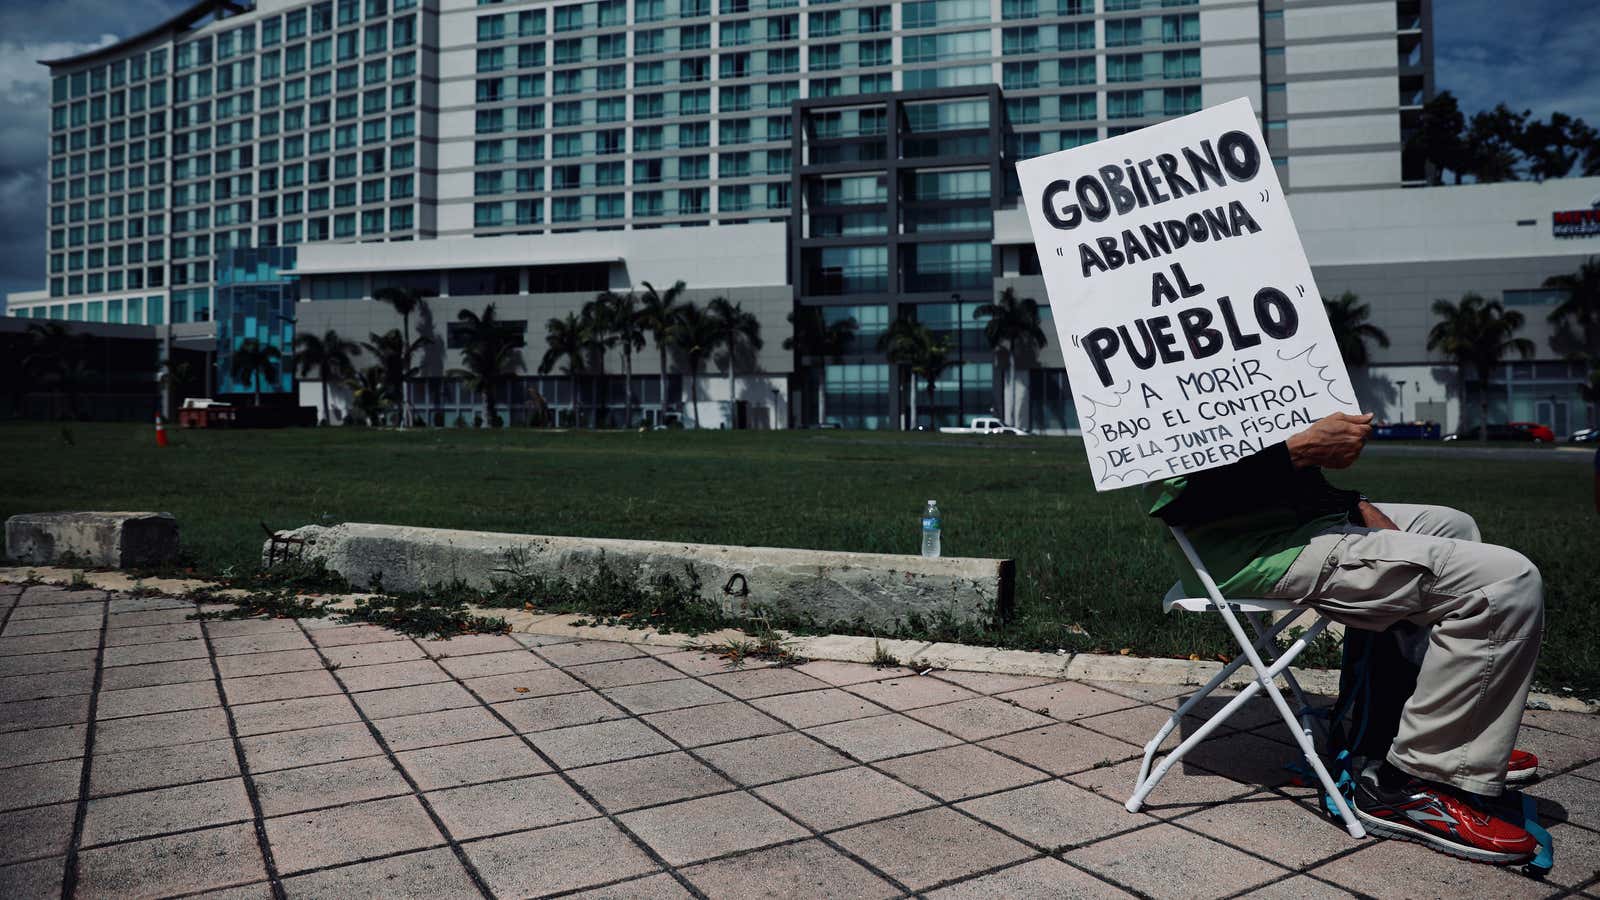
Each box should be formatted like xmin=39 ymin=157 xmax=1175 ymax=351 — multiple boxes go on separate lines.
xmin=1286 ymin=412 xmax=1373 ymax=469
xmin=1357 ymin=500 xmax=1398 ymax=530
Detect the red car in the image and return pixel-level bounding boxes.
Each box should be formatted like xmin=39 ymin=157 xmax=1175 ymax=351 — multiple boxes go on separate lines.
xmin=1445 ymin=422 xmax=1557 ymax=443
xmin=1510 ymin=422 xmax=1558 ymax=443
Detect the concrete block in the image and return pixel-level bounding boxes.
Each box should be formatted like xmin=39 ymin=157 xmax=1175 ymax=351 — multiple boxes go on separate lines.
xmin=6 ymin=512 xmax=179 ymax=569
xmin=267 ymin=522 xmax=1013 ymax=630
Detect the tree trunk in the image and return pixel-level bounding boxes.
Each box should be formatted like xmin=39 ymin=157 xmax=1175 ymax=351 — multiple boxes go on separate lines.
xmin=816 ymin=366 xmax=827 ymax=426
xmin=926 ymin=378 xmax=936 ymax=427
xmin=254 ymin=374 xmax=262 ymax=407
xmin=1007 ymin=352 xmax=1017 ymax=427
xmin=1477 ymin=365 xmax=1489 ymax=442
xmin=623 ymin=348 xmax=633 ymax=428
xmin=399 ymin=315 xmax=411 ymax=429
xmin=726 ymin=351 xmax=736 ymax=430
xmin=906 ymin=371 xmax=917 ymax=431
xmin=690 ymin=367 xmax=701 ymax=428
xmin=569 ymin=374 xmax=577 ymax=428
xmin=658 ymin=345 xmax=669 ymax=426
xmin=321 ymin=376 xmax=330 ymax=425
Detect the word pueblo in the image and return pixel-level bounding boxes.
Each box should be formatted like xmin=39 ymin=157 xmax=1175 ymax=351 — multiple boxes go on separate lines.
xmin=1036 ymin=130 xmax=1263 ymax=233
xmin=1079 ymin=287 xmax=1300 ymax=387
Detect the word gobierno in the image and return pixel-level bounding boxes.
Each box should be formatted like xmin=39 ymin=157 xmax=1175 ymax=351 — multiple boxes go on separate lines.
xmin=1035 ymin=129 xmax=1303 ymax=389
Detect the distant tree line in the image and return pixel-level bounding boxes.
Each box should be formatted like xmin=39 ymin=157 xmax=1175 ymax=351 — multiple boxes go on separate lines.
xmin=1326 ymin=257 xmax=1600 ymax=440
xmin=1408 ymin=90 xmax=1600 ymax=184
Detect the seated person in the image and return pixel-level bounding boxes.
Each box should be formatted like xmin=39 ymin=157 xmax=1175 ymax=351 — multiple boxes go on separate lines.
xmin=1147 ymin=411 xmax=1544 ymax=865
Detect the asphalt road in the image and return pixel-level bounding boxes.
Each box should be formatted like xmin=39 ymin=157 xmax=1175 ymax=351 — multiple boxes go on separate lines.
xmin=1362 ymin=442 xmax=1597 ymax=464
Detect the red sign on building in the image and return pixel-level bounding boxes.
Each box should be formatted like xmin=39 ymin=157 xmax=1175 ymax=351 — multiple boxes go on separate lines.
xmin=1553 ymin=207 xmax=1600 ymax=238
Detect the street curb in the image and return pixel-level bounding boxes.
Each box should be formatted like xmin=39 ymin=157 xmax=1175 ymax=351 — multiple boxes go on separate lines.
xmin=4 ymin=566 xmax=1594 ymax=715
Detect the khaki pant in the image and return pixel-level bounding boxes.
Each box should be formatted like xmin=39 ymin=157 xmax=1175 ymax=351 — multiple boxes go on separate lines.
xmin=1267 ymin=503 xmax=1544 ymax=796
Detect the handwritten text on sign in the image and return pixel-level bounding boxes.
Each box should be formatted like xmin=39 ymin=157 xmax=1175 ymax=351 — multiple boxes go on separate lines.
xmin=1016 ymin=98 xmax=1358 ymax=491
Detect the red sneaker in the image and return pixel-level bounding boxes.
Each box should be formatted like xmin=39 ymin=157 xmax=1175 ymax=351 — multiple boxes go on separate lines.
xmin=1354 ymin=769 xmax=1537 ymax=864
xmin=1505 ymin=749 xmax=1539 ymax=785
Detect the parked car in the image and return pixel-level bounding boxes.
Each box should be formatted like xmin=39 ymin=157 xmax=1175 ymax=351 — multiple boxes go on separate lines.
xmin=938 ymin=416 xmax=1029 ymax=436
xmin=1372 ymin=422 xmax=1442 ymax=440
xmin=1569 ymin=427 xmax=1599 ymax=444
xmin=1443 ymin=422 xmax=1557 ymax=443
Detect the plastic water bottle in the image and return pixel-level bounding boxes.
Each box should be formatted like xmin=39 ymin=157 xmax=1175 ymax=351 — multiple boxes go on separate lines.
xmin=921 ymin=500 xmax=942 ymax=558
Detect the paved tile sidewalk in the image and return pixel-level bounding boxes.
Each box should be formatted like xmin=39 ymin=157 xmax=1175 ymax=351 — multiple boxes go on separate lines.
xmin=2 ymin=582 xmax=1598 ymax=899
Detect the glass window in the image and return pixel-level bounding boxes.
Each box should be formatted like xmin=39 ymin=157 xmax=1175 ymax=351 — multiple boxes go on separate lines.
xmin=821 ymin=363 xmax=890 ymax=429
xmin=904 ymin=243 xmax=992 ymax=293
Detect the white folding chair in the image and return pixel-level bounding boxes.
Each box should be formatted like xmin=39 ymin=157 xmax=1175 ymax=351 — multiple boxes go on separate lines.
xmin=1124 ymin=525 xmax=1365 ymax=839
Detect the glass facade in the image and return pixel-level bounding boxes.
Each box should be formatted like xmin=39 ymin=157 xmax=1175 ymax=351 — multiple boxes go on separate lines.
xmin=215 ymin=246 xmax=297 ymax=396
xmin=39 ymin=0 xmax=424 ymax=328
xmin=823 ymin=363 xmax=890 ymax=429
xmin=26 ymin=0 xmax=1210 ymax=325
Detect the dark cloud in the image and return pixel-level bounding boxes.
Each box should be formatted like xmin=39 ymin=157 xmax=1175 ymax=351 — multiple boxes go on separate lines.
xmin=0 ymin=0 xmax=191 ymax=45
xmin=0 ymin=0 xmax=190 ymax=303
xmin=1434 ymin=0 xmax=1600 ymax=125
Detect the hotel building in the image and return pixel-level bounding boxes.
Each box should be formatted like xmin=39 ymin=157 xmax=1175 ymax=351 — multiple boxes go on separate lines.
xmin=8 ymin=0 xmax=1597 ymax=435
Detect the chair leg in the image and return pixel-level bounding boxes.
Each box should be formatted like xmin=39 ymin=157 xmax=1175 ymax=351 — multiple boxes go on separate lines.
xmin=1128 ymin=616 xmax=1364 ymax=838
xmin=1127 ymin=618 xmax=1311 ymax=809
xmin=1163 ymin=526 xmax=1364 ymax=839
xmin=1246 ymin=619 xmax=1366 ymax=839
xmin=1131 ymin=609 xmax=1304 ymax=793
xmin=1244 ymin=610 xmax=1319 ymax=741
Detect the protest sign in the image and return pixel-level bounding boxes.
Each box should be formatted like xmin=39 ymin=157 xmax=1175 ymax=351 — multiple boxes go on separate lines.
xmin=1016 ymin=98 xmax=1359 ymax=491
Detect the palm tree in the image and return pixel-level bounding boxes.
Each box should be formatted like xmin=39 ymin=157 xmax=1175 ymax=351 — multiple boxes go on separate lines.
xmin=706 ymin=296 xmax=764 ymax=429
xmin=346 ymin=365 xmax=389 ymax=426
xmin=1580 ymin=365 xmax=1600 ymax=430
xmin=450 ymin=304 xmax=525 ymax=427
xmin=229 ymin=338 xmax=281 ymax=407
xmin=23 ymin=322 xmax=91 ymax=419
xmin=1322 ymin=291 xmax=1391 ymax=368
xmin=158 ymin=359 xmax=202 ymax=417
xmin=361 ymin=329 xmax=428 ymax=425
xmin=1427 ymin=292 xmax=1536 ymax=441
xmin=974 ymin=287 xmax=1050 ymax=428
xmin=669 ymin=302 xmax=720 ymax=429
xmin=372 ymin=286 xmax=426 ymax=427
xmin=579 ymin=297 xmax=619 ymax=427
xmin=783 ymin=307 xmax=857 ymax=426
xmin=600 ymin=291 xmax=647 ymax=427
xmin=293 ymin=329 xmax=361 ymax=425
xmin=638 ymin=279 xmax=687 ymax=422
xmin=1544 ymin=257 xmax=1600 ymax=361
xmin=539 ymin=312 xmax=588 ymax=427
xmin=879 ymin=318 xmax=952 ymax=430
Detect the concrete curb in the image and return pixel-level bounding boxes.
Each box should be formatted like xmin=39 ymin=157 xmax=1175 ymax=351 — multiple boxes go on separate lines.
xmin=3 ymin=565 xmax=1594 ymax=715
xmin=267 ymin=521 xmax=1014 ymax=630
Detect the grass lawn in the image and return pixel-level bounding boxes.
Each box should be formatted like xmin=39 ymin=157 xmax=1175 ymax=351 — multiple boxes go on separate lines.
xmin=3 ymin=422 xmax=1596 ymax=696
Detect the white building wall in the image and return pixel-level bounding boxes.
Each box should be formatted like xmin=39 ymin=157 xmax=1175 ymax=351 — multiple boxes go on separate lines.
xmin=1283 ymin=2 xmax=1393 ymax=41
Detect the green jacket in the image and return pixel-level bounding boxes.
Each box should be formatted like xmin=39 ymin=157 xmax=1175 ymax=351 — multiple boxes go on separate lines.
xmin=1145 ymin=442 xmax=1358 ymax=597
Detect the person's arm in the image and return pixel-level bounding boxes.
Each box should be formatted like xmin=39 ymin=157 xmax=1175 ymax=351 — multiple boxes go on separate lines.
xmin=1285 ymin=412 xmax=1373 ymax=469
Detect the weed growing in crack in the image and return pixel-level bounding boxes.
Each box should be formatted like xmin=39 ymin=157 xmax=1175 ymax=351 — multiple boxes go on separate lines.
xmin=871 ymin=639 xmax=900 ymax=669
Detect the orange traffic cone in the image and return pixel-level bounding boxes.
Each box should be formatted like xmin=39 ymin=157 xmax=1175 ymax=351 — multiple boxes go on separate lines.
xmin=155 ymin=414 xmax=169 ymax=448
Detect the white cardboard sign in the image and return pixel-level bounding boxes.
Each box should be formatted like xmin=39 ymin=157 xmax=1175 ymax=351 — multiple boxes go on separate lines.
xmin=1015 ymin=98 xmax=1359 ymax=491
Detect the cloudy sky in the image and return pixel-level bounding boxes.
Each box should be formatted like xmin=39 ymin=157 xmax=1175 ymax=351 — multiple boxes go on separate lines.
xmin=1 ymin=0 xmax=1598 ymax=301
